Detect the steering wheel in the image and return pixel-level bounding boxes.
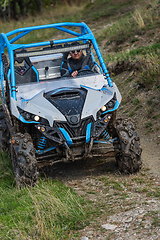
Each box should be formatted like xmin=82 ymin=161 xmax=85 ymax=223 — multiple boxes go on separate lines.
xmin=77 ymin=69 xmax=95 ymax=76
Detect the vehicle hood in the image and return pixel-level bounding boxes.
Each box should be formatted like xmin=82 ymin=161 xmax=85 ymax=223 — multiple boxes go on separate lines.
xmin=11 ymin=74 xmax=121 ymax=127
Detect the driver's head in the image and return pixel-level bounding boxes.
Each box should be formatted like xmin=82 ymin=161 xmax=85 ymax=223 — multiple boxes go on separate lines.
xmin=70 ymin=49 xmax=83 ymax=60
xmin=70 ymin=42 xmax=83 ymax=60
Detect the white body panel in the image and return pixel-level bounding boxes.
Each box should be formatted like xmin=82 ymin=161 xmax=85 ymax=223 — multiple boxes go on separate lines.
xmin=11 ymin=74 xmax=122 ymax=127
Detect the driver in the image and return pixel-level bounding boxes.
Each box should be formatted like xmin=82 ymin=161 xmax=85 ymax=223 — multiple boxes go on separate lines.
xmin=60 ymin=42 xmax=93 ymax=77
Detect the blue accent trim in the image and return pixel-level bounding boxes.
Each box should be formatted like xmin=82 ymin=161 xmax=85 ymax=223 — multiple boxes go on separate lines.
xmin=94 ymin=138 xmax=117 ymax=144
xmin=20 ymin=90 xmax=44 ymax=102
xmin=7 ymin=69 xmax=12 ymax=99
xmin=68 ymin=66 xmax=72 ymax=74
xmin=7 ymin=69 xmax=11 ymax=81
xmin=84 ymin=65 xmax=89 ymax=70
xmin=59 ymin=127 xmax=72 ymax=145
xmin=32 ymin=65 xmax=39 ymax=82
xmin=94 ymin=140 xmax=111 ymax=144
xmin=37 ymin=135 xmax=47 ymax=149
xmin=19 ymin=114 xmax=40 ymax=124
xmin=36 ymin=146 xmax=56 ymax=155
xmin=101 ymin=130 xmax=110 ymax=140
xmin=86 ymin=122 xmax=92 ymax=143
xmin=0 ymin=53 xmax=5 ymax=101
xmin=80 ymin=22 xmax=113 ymax=87
xmin=102 ymin=100 xmax=120 ymax=115
xmin=54 ymin=26 xmax=81 ymax=37
xmin=53 ymin=87 xmax=72 ymax=95
xmin=101 ymin=87 xmax=113 ymax=94
xmin=60 ymin=61 xmax=64 ymax=70
xmin=80 ymin=84 xmax=100 ymax=91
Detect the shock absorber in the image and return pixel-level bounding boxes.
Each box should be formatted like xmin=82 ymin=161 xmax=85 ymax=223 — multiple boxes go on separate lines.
xmin=101 ymin=130 xmax=110 ymax=140
xmin=37 ymin=135 xmax=47 ymax=150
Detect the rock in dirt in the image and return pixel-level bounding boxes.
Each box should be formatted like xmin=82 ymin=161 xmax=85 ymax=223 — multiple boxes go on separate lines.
xmin=101 ymin=223 xmax=117 ymax=230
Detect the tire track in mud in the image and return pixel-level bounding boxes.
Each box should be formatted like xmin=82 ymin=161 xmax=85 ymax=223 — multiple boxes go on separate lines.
xmin=140 ymin=135 xmax=160 ymax=177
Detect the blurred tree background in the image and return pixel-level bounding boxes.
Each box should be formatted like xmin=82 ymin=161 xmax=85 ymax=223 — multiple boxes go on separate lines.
xmin=0 ymin=0 xmax=85 ymax=21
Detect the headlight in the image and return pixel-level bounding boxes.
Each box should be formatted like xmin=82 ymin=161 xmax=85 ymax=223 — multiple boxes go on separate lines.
xmin=101 ymin=105 xmax=107 ymax=111
xmin=34 ymin=115 xmax=40 ymax=121
xmin=17 ymin=107 xmax=49 ymax=125
xmin=96 ymin=93 xmax=117 ymax=120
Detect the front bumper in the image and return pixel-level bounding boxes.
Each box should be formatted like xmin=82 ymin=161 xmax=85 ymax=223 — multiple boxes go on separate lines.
xmin=35 ymin=113 xmax=112 ymax=161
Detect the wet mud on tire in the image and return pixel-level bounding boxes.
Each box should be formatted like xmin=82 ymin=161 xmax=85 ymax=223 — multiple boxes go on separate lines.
xmin=11 ymin=132 xmax=39 ymax=187
xmin=0 ymin=105 xmax=10 ymax=150
xmin=113 ymin=118 xmax=142 ymax=173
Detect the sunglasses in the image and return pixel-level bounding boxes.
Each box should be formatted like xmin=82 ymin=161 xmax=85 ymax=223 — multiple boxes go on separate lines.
xmin=70 ymin=50 xmax=81 ymax=54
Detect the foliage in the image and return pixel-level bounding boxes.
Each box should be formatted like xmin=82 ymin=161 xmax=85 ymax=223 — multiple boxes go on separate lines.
xmin=137 ymin=53 xmax=160 ymax=88
xmin=83 ymin=0 xmax=136 ymax=21
xmin=0 ymin=0 xmax=43 ymax=20
xmin=0 ymin=0 xmax=87 ymax=21
xmin=0 ymin=151 xmax=86 ymax=239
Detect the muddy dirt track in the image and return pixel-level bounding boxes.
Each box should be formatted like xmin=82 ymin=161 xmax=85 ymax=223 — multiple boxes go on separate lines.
xmin=42 ymin=132 xmax=160 ymax=181
xmin=140 ymin=135 xmax=160 ymax=177
xmin=42 ymin=131 xmax=160 ymax=240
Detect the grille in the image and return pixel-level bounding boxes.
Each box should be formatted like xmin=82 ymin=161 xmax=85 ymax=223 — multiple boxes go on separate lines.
xmin=54 ymin=116 xmax=94 ymax=138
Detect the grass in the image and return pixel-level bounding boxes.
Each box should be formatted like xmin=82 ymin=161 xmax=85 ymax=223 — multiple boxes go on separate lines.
xmin=105 ymin=46 xmax=160 ymax=88
xmin=132 ymin=8 xmax=145 ymax=28
xmin=91 ymin=1 xmax=160 ymax=89
xmin=129 ymin=111 xmax=135 ymax=117
xmin=83 ymin=0 xmax=136 ymax=22
xmin=0 ymin=152 xmax=87 ymax=240
xmin=152 ymin=216 xmax=160 ymax=227
xmin=0 ymin=165 xmax=157 ymax=239
xmin=145 ymin=122 xmax=153 ymax=128
xmin=137 ymin=52 xmax=160 ymax=88
xmin=97 ymin=0 xmax=160 ymax=45
xmin=0 ymin=2 xmax=85 ymax=45
xmin=134 ymin=98 xmax=140 ymax=105
xmin=153 ymin=115 xmax=159 ymax=119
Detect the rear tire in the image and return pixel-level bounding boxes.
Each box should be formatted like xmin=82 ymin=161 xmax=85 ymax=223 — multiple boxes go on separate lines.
xmin=0 ymin=105 xmax=10 ymax=150
xmin=11 ymin=132 xmax=39 ymax=187
xmin=113 ymin=118 xmax=142 ymax=173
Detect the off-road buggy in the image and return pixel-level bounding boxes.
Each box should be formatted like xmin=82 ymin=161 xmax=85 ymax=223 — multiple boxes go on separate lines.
xmin=0 ymin=22 xmax=142 ymax=186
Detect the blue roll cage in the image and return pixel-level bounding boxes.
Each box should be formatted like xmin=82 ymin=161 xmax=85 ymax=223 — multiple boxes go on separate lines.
xmin=0 ymin=22 xmax=113 ymax=101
